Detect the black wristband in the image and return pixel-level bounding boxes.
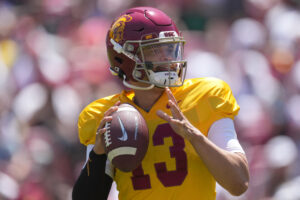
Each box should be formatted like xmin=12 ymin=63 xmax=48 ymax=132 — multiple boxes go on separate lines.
xmin=89 ymin=150 xmax=107 ymax=161
xmin=72 ymin=149 xmax=112 ymax=200
xmin=85 ymin=150 xmax=107 ymax=178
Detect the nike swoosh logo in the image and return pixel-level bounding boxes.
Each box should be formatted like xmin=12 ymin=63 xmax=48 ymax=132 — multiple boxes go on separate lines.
xmin=118 ymin=116 xmax=128 ymax=141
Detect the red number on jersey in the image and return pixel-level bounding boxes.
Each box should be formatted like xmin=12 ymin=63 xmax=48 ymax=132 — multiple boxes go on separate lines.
xmin=153 ymin=123 xmax=187 ymax=187
xmin=131 ymin=123 xmax=188 ymax=189
xmin=131 ymin=165 xmax=151 ymax=190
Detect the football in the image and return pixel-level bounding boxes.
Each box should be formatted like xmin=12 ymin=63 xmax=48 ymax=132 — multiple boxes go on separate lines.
xmin=103 ymin=103 xmax=149 ymax=172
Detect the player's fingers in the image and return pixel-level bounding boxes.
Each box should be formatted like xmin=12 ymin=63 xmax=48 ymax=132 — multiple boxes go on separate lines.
xmin=96 ymin=127 xmax=106 ymax=136
xmin=104 ymin=101 xmax=121 ymax=117
xmin=104 ymin=105 xmax=118 ymax=117
xmin=94 ymin=127 xmax=107 ymax=154
xmin=156 ymin=110 xmax=172 ymax=122
xmin=114 ymin=101 xmax=121 ymax=106
xmin=168 ymin=100 xmax=184 ymax=120
xmin=171 ymin=118 xmax=184 ymax=127
xmin=165 ymin=87 xmax=178 ymax=105
xmin=156 ymin=110 xmax=183 ymax=132
xmin=98 ymin=116 xmax=113 ymax=130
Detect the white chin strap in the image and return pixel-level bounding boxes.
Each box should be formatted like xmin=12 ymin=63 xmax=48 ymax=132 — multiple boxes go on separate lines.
xmin=123 ymin=75 xmax=155 ymax=90
xmin=148 ymin=71 xmax=179 ymax=86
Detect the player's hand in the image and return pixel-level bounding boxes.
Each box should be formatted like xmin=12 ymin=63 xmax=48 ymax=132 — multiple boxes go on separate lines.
xmin=93 ymin=101 xmax=121 ymax=154
xmin=156 ymin=88 xmax=198 ymax=141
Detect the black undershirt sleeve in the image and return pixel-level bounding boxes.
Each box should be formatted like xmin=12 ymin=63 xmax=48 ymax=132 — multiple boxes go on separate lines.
xmin=72 ymin=150 xmax=113 ymax=200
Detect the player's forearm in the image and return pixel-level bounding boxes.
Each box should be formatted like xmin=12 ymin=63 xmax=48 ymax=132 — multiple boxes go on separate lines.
xmin=189 ymin=132 xmax=249 ymax=196
xmin=72 ymin=150 xmax=113 ymax=200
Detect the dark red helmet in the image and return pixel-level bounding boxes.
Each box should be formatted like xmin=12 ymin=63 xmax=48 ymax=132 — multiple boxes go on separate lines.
xmin=106 ymin=7 xmax=187 ymax=90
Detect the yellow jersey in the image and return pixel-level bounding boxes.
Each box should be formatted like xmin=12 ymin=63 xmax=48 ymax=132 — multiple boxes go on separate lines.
xmin=78 ymin=77 xmax=240 ymax=200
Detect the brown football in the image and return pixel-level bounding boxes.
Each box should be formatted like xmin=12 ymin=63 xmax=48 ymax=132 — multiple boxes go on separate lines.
xmin=103 ymin=103 xmax=149 ymax=172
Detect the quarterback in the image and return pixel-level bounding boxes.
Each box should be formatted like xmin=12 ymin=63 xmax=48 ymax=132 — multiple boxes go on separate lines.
xmin=72 ymin=7 xmax=249 ymax=200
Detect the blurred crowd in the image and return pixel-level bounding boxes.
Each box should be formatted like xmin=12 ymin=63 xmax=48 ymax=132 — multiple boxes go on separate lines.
xmin=0 ymin=0 xmax=300 ymax=199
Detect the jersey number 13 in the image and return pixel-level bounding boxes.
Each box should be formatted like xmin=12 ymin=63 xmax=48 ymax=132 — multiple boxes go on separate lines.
xmin=131 ymin=123 xmax=188 ymax=190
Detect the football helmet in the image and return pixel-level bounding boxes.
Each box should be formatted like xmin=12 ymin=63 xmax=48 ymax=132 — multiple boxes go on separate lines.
xmin=106 ymin=7 xmax=187 ymax=90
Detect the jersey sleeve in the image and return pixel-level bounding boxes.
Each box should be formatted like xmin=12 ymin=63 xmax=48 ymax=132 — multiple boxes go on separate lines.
xmin=78 ymin=101 xmax=104 ymax=146
xmin=208 ymin=118 xmax=245 ymax=153
xmin=206 ymin=79 xmax=240 ymax=121
xmin=191 ymin=78 xmax=240 ymax=135
xmin=78 ymin=96 xmax=119 ymax=146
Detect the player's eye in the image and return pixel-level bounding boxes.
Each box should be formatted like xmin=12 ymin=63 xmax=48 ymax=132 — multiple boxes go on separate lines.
xmin=167 ymin=45 xmax=174 ymax=53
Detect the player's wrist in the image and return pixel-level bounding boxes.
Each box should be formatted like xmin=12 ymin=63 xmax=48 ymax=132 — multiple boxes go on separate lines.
xmin=90 ymin=149 xmax=107 ymax=158
xmin=183 ymin=123 xmax=202 ymax=141
xmin=187 ymin=128 xmax=205 ymax=143
xmin=92 ymin=146 xmax=106 ymax=155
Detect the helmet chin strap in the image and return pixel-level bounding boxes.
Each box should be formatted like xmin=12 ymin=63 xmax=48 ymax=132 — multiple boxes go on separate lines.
xmin=123 ymin=75 xmax=155 ymax=90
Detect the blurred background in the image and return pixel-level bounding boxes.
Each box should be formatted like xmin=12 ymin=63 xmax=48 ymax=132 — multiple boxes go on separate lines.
xmin=0 ymin=0 xmax=300 ymax=199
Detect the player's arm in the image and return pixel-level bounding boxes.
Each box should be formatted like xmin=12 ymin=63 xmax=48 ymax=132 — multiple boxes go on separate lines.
xmin=73 ymin=103 xmax=120 ymax=200
xmin=157 ymin=87 xmax=249 ymax=196
xmin=190 ymin=138 xmax=248 ymax=196
xmin=72 ymin=148 xmax=113 ymax=200
xmin=203 ymin=118 xmax=249 ymax=196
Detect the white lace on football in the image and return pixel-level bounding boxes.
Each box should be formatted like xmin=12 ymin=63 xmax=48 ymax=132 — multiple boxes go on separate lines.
xmin=104 ymin=122 xmax=112 ymax=147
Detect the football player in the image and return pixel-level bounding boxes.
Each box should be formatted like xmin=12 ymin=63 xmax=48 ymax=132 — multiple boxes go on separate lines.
xmin=72 ymin=7 xmax=249 ymax=200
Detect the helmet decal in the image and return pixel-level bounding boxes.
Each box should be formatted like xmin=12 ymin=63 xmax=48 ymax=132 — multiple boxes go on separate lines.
xmin=159 ymin=31 xmax=178 ymax=38
xmin=144 ymin=34 xmax=153 ymax=40
xmin=109 ymin=15 xmax=132 ymax=43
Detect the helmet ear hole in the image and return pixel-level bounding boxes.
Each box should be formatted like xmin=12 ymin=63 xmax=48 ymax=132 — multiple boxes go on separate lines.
xmin=113 ymin=57 xmax=126 ymax=79
xmin=110 ymin=66 xmax=126 ymax=79
xmin=118 ymin=68 xmax=125 ymax=79
xmin=114 ymin=57 xmax=123 ymax=64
